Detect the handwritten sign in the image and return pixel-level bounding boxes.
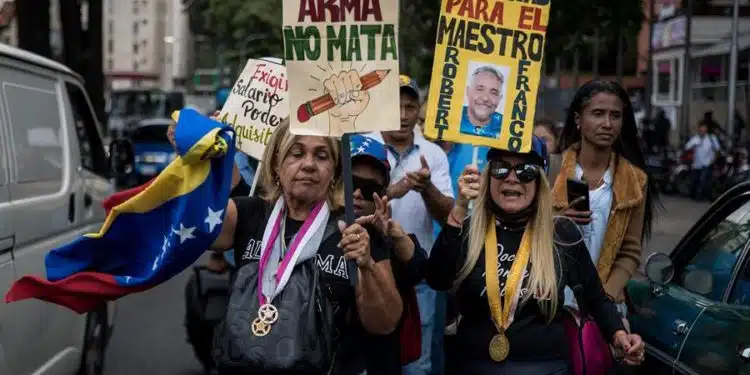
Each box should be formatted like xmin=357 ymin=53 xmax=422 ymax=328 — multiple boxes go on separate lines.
xmin=422 ymin=0 xmax=550 ymax=152
xmin=218 ymin=57 xmax=288 ymax=160
xmin=282 ymin=0 xmax=400 ymax=137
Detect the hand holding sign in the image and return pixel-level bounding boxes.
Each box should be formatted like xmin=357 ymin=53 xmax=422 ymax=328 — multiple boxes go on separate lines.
xmin=322 ymin=70 xmax=371 ymax=135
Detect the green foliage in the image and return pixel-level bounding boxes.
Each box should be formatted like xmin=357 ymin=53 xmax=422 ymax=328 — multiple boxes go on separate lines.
xmin=193 ymin=0 xmax=643 ymax=80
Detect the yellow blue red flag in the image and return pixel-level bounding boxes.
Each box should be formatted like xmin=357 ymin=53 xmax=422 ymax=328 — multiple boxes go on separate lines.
xmin=5 ymin=108 xmax=236 ymax=313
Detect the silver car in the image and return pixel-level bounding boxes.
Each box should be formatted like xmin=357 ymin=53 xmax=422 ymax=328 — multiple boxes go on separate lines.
xmin=0 ymin=44 xmax=116 ymax=374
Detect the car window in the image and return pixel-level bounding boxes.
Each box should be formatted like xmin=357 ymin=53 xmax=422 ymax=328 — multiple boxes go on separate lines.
xmin=132 ymin=125 xmax=169 ymax=143
xmin=678 ymin=200 xmax=750 ymax=301
xmin=3 ymin=82 xmax=63 ymax=185
xmin=65 ymin=82 xmax=108 ymax=176
xmin=729 ymin=253 xmax=750 ymax=306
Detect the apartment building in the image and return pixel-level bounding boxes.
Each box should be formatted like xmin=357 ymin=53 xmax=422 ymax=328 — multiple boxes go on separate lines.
xmin=104 ymin=0 xmax=190 ymax=90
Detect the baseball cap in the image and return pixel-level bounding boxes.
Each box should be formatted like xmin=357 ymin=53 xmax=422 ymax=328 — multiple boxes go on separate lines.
xmin=350 ymin=135 xmax=391 ymax=184
xmin=487 ymin=135 xmax=549 ymax=173
xmin=399 ymin=74 xmax=420 ymax=101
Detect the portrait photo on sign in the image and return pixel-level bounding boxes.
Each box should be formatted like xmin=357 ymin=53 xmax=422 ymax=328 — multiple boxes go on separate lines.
xmin=460 ymin=62 xmax=509 ymax=140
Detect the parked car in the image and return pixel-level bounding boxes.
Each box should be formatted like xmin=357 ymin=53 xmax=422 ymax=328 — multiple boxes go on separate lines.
xmin=128 ymin=118 xmax=177 ymax=186
xmin=627 ymin=182 xmax=750 ymax=375
xmin=0 ymin=44 xmax=121 ymax=374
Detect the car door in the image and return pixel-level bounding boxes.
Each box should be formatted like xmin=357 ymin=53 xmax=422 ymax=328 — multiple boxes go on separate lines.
xmin=0 ymin=92 xmax=14 ymax=375
xmin=0 ymin=64 xmax=84 ymax=375
xmin=629 ymin=192 xmax=750 ymax=374
xmin=678 ymin=241 xmax=750 ymax=375
xmin=657 ymin=193 xmax=750 ymax=375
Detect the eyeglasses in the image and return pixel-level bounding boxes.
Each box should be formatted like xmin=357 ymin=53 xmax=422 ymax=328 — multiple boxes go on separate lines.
xmin=352 ymin=176 xmax=386 ymax=201
xmin=489 ymin=160 xmax=540 ymax=183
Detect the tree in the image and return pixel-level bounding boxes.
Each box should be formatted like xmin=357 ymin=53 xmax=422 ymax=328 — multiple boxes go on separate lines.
xmin=59 ymin=0 xmax=106 ymax=129
xmin=85 ymin=0 xmax=105 ymax=125
xmin=16 ymin=0 xmax=52 ymax=58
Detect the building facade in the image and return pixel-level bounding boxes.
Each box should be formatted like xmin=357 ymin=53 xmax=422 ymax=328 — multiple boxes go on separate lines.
xmin=638 ymin=0 xmax=750 ymax=140
xmin=103 ymin=0 xmax=190 ymax=90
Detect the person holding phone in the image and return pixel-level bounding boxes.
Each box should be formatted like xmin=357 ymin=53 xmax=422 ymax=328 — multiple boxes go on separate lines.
xmin=550 ymin=80 xmax=659 ymax=321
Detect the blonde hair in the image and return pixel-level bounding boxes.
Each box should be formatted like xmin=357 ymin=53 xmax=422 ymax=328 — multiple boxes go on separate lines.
xmin=455 ymin=165 xmax=558 ymax=320
xmin=258 ymin=118 xmax=345 ymax=210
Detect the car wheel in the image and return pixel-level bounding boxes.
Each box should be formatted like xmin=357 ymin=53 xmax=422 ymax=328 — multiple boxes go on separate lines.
xmin=78 ymin=305 xmax=108 ymax=375
xmin=675 ymin=170 xmax=692 ymax=197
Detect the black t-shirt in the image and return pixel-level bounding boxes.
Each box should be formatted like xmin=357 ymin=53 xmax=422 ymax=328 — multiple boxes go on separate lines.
xmin=231 ymin=196 xmax=389 ymax=372
xmin=426 ymin=219 xmax=625 ymax=368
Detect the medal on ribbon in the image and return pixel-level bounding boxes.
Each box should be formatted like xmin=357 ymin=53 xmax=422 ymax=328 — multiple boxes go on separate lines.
xmin=484 ymin=220 xmax=532 ymax=362
xmin=252 ymin=200 xmax=326 ymax=336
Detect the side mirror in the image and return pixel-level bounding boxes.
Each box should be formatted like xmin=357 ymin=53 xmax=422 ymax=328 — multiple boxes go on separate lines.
xmin=682 ymin=269 xmax=714 ymax=296
xmin=645 ymin=252 xmax=675 ymax=285
xmin=109 ymin=138 xmax=135 ymax=175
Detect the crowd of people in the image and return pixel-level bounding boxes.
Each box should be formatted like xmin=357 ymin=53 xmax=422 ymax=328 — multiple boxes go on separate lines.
xmin=172 ymin=77 xmax=653 ymax=375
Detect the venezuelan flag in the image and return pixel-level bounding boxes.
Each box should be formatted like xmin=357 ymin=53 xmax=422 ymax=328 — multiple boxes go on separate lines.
xmin=5 ymin=108 xmax=236 ymax=314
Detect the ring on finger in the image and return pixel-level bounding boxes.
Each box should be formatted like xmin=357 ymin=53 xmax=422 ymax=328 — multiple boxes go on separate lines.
xmin=356 ymin=233 xmax=361 ymax=241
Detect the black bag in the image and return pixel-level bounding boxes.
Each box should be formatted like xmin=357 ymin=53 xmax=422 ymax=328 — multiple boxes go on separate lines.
xmin=185 ymin=266 xmax=232 ymax=373
xmin=212 ymin=258 xmax=335 ymax=374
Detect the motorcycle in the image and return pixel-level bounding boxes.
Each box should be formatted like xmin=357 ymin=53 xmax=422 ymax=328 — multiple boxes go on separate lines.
xmin=663 ymin=149 xmax=693 ymax=196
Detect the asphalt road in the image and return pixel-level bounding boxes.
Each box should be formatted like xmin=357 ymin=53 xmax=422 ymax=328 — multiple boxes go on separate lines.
xmin=102 ymin=195 xmax=712 ymax=375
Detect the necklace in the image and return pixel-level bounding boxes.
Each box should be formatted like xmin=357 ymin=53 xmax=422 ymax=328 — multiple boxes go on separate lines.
xmin=496 ymin=221 xmax=526 ymax=232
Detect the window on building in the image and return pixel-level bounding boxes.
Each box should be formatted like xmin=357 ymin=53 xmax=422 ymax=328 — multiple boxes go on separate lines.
xmin=133 ymin=22 xmax=139 ymax=35
xmin=108 ymin=20 xmax=113 ymax=35
xmin=108 ymin=39 xmax=113 ymax=53
xmin=108 ymin=59 xmax=113 ymax=70
xmin=133 ymin=61 xmax=139 ymax=71
xmin=133 ymin=43 xmax=139 ymax=54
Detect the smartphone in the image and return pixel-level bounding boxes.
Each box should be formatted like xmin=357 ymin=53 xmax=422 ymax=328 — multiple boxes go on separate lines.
xmin=566 ymin=178 xmax=590 ymax=212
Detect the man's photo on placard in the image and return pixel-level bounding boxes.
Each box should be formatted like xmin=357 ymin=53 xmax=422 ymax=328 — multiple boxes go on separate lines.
xmin=460 ymin=62 xmax=509 ymax=139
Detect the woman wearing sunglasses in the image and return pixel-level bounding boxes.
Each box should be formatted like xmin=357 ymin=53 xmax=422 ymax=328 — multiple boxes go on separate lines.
xmin=425 ymin=136 xmax=644 ymax=374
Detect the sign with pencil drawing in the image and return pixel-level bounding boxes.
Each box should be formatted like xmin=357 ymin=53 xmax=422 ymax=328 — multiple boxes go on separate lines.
xmin=282 ymin=0 xmax=400 ymax=136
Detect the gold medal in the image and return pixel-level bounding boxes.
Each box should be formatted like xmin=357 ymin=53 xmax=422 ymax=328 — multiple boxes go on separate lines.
xmin=489 ymin=333 xmax=510 ymax=362
xmin=258 ymin=303 xmax=279 ymax=324
xmin=251 ymin=317 xmax=271 ymax=336
xmin=484 ymin=221 xmax=532 ymax=362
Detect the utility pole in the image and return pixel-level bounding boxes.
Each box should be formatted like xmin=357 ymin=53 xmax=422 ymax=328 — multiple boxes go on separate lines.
xmin=727 ymin=0 xmax=740 ymax=146
xmin=680 ymin=0 xmax=694 ymax=143
xmin=645 ymin=0 xmax=656 ymax=121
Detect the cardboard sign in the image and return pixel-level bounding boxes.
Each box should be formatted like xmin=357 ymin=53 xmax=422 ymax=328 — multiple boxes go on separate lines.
xmin=423 ymin=0 xmax=551 ymax=153
xmin=218 ymin=58 xmax=288 ymax=160
xmin=282 ymin=0 xmax=400 ymax=137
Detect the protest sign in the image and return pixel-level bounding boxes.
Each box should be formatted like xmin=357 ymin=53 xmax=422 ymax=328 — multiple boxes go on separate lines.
xmin=217 ymin=57 xmax=288 ymax=160
xmin=282 ymin=0 xmax=400 ymax=137
xmin=423 ymin=0 xmax=550 ymax=152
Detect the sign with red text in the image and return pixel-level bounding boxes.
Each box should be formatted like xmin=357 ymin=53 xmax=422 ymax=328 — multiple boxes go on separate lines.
xmin=282 ymin=0 xmax=400 ymax=137
xmin=423 ymin=0 xmax=550 ymax=152
xmin=218 ymin=57 xmax=288 ymax=160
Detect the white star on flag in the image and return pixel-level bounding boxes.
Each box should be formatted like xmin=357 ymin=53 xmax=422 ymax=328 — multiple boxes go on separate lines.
xmin=172 ymin=223 xmax=196 ymax=244
xmin=205 ymin=207 xmax=224 ymax=232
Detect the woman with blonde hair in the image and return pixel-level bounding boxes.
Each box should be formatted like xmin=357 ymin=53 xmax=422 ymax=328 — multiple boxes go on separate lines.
xmin=426 ymin=136 xmax=644 ymax=374
xmin=209 ymin=118 xmax=402 ymax=374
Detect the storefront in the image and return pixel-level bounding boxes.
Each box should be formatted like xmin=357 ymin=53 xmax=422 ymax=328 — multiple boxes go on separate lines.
xmin=651 ymin=15 xmax=686 ymax=130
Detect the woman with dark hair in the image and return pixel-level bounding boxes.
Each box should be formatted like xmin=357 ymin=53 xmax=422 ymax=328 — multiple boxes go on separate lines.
xmin=551 ymin=80 xmax=659 ymax=323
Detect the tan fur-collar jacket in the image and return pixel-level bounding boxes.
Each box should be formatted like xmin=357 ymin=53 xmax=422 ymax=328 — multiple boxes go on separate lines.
xmin=550 ymin=143 xmax=648 ymax=302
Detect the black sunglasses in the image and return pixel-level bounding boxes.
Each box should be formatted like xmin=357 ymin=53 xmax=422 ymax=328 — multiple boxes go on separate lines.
xmin=353 ymin=176 xmax=387 ymax=201
xmin=489 ymin=160 xmax=540 ymax=183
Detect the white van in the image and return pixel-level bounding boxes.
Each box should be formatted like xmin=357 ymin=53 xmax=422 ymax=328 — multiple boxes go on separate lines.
xmin=0 ymin=45 xmax=116 ymax=374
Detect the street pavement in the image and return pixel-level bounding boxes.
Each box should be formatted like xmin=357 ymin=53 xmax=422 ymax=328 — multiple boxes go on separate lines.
xmin=102 ymin=195 xmax=712 ymax=375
